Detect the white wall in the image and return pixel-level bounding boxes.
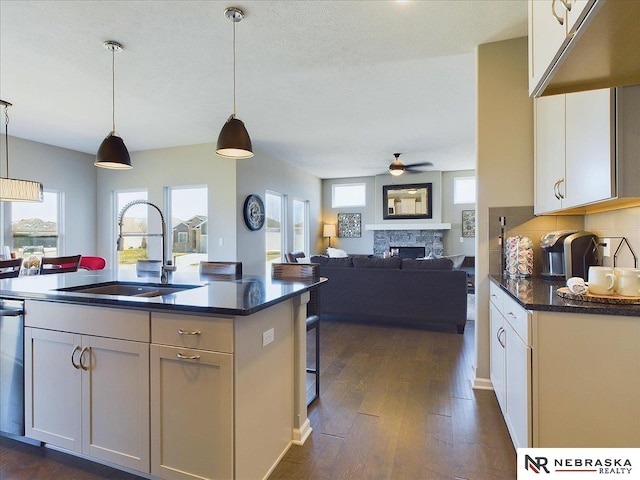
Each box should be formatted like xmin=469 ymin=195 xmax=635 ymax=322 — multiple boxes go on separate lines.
xmin=96 ymin=142 xmax=237 ymax=267
xmin=476 ymin=37 xmax=533 ymax=386
xmin=236 ymin=151 xmax=322 ymax=275
xmin=442 ymin=170 xmax=476 ymax=256
xmin=0 ymin=135 xmax=96 ymax=255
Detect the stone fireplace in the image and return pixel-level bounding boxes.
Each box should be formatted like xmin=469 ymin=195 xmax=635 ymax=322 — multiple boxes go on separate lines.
xmin=373 ymin=229 xmax=445 ymax=258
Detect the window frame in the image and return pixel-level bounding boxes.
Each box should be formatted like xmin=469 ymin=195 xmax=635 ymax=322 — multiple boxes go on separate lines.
xmin=453 ymin=176 xmax=476 ymax=205
xmin=332 ymin=183 xmax=367 ymax=208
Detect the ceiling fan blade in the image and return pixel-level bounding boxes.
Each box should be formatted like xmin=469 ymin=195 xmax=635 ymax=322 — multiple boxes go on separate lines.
xmin=405 ymin=162 xmax=433 ymax=168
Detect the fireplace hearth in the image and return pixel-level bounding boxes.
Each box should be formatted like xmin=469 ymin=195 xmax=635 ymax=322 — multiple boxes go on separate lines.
xmin=390 ymin=246 xmax=426 ymax=259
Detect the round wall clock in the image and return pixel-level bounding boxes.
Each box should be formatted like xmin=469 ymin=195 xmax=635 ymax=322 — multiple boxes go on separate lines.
xmin=243 ymin=194 xmax=265 ymax=231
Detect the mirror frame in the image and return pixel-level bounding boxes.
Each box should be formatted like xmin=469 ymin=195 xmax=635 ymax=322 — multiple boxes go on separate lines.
xmin=383 ymin=183 xmax=433 ymax=220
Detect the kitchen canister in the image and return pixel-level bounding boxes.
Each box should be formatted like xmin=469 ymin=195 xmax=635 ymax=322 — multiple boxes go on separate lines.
xmin=504 ymin=235 xmax=534 ymax=277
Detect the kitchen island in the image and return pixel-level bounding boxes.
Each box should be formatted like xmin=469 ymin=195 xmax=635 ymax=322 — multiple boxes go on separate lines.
xmin=0 ymin=270 xmax=325 ymax=480
xmin=489 ymin=275 xmax=639 ymax=449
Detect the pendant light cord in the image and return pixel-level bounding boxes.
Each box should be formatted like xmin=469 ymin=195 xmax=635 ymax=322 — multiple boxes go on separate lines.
xmin=232 ymin=18 xmax=237 ymax=117
xmin=3 ymin=104 xmax=9 ymax=179
xmin=111 ymin=46 xmax=116 ymax=133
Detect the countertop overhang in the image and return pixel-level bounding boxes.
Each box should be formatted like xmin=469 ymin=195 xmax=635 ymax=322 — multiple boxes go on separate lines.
xmin=491 ymin=275 xmax=640 ymax=317
xmin=0 ymin=270 xmax=326 ymax=316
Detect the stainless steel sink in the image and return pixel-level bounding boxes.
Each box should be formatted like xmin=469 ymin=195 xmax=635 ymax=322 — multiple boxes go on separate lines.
xmin=56 ymin=281 xmax=202 ymax=298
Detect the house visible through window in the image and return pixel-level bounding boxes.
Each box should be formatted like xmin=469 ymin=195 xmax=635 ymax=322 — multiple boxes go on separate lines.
xmin=332 ymin=183 xmax=366 ymax=208
xmin=454 ymin=177 xmax=476 ymax=204
xmin=11 ymin=191 xmax=61 ymax=263
xmin=168 ymin=186 xmax=208 ymax=272
xmin=115 ymin=190 xmax=148 ymax=271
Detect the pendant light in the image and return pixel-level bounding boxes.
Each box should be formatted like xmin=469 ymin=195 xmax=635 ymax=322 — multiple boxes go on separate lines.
xmin=216 ymin=7 xmax=253 ymax=159
xmin=0 ymin=100 xmax=43 ymax=202
xmin=95 ymin=40 xmax=132 ymax=169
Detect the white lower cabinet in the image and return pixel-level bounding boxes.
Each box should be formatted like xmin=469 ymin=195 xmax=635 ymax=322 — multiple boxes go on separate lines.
xmin=150 ymin=345 xmax=233 ymax=480
xmin=489 ymin=282 xmax=532 ymax=449
xmin=150 ymin=313 xmax=234 ymax=480
xmin=25 ymin=327 xmax=150 ymax=472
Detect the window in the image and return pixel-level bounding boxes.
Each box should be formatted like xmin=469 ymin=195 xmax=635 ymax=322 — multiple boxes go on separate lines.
xmin=332 ymin=183 xmax=366 ymax=208
xmin=265 ymin=191 xmax=285 ymax=271
xmin=454 ymin=176 xmax=476 ymax=204
xmin=167 ymin=186 xmax=208 ymax=272
xmin=115 ymin=190 xmax=148 ymax=271
xmin=292 ymin=198 xmax=308 ymax=254
xmin=11 ymin=190 xmax=61 ymax=259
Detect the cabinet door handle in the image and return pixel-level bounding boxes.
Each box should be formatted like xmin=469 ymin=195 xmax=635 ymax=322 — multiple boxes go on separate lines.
xmin=497 ymin=327 xmax=506 ymax=348
xmin=553 ymin=180 xmax=561 ymax=199
xmin=560 ymin=0 xmax=572 ymax=11
xmin=558 ymin=178 xmax=565 ymax=199
xmin=71 ymin=345 xmax=81 ymax=369
xmin=178 ymin=329 xmax=202 ymax=336
xmin=177 ymin=352 xmax=201 ymax=360
xmin=551 ymin=0 xmax=565 ymax=25
xmin=79 ymin=346 xmax=90 ymax=371
xmin=507 ymin=312 xmax=517 ymax=320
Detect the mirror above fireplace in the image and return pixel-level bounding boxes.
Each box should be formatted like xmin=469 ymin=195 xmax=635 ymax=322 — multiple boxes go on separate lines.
xmin=383 ymin=183 xmax=432 ymax=220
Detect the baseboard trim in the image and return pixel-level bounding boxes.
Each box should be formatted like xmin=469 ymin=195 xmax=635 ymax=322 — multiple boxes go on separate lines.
xmin=292 ymin=418 xmax=312 ymax=445
xmin=473 ymin=377 xmax=493 ymax=390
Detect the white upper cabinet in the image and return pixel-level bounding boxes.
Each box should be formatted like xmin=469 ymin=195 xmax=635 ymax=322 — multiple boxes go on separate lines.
xmin=535 ymin=85 xmax=640 ymax=215
xmin=529 ymin=0 xmax=640 ymax=97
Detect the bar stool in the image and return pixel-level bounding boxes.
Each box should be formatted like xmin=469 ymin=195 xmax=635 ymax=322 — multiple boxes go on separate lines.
xmin=39 ymin=255 xmax=81 ymax=274
xmin=0 ymin=258 xmax=23 ymax=279
xmin=271 ymin=262 xmax=320 ymax=406
xmin=199 ymin=261 xmax=242 ymax=279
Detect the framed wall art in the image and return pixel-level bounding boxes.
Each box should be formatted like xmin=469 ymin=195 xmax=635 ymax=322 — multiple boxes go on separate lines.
xmin=337 ymin=213 xmax=361 ymax=238
xmin=462 ymin=210 xmax=475 ymax=237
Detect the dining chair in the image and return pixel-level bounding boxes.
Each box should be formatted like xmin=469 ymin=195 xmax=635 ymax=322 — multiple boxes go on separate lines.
xmin=39 ymin=255 xmax=82 ymax=275
xmin=79 ymin=256 xmax=107 ymax=271
xmin=271 ymin=262 xmax=320 ymax=406
xmin=199 ymin=261 xmax=242 ymax=279
xmin=0 ymin=258 xmax=23 ymax=279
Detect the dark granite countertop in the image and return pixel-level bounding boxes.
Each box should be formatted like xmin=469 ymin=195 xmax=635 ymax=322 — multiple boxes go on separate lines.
xmin=0 ymin=270 xmax=326 ymax=316
xmin=490 ymin=274 xmax=640 ymax=317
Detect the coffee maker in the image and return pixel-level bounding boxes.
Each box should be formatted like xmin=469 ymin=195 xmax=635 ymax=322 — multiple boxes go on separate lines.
xmin=540 ymin=230 xmax=599 ymax=279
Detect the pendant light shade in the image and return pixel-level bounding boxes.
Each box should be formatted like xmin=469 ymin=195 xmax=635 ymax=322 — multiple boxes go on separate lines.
xmin=95 ymin=40 xmax=132 ymax=169
xmin=216 ymin=115 xmax=253 ymax=159
xmin=1 ymin=100 xmax=44 ymax=202
xmin=96 ymin=132 xmax=131 ymax=169
xmin=216 ymin=7 xmax=253 ymax=159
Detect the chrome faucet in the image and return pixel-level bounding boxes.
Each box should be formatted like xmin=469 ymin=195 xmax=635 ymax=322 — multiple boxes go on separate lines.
xmin=117 ymin=199 xmax=176 ymax=284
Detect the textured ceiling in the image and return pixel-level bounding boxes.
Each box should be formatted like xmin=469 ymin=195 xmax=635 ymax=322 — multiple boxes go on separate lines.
xmin=0 ymin=0 xmax=528 ymax=179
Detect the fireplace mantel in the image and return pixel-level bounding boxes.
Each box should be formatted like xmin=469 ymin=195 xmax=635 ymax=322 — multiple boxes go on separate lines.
xmin=365 ymin=223 xmax=451 ymax=231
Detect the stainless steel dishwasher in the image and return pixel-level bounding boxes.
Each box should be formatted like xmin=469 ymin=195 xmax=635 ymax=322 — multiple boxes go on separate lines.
xmin=0 ymin=298 xmax=26 ymax=439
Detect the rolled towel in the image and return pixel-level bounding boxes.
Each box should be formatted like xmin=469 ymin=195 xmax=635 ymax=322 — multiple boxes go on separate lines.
xmin=567 ymin=277 xmax=588 ymax=295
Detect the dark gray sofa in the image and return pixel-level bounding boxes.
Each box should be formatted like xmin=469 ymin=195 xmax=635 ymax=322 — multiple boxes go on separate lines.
xmin=310 ymin=255 xmax=468 ymax=334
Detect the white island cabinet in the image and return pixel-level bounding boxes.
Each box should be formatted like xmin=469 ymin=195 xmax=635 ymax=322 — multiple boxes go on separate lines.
xmin=24 ymin=301 xmax=150 ymax=473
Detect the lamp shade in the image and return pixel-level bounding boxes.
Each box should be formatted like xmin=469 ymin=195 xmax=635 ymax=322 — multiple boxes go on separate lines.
xmin=323 ymin=224 xmax=337 ymax=238
xmin=95 ymin=133 xmax=132 ymax=169
xmin=216 ymin=116 xmax=254 ymax=159
xmin=0 ymin=177 xmax=44 ymax=202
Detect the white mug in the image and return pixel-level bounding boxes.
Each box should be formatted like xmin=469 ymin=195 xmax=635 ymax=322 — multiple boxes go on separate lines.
xmin=588 ymin=266 xmax=616 ymax=295
xmin=614 ymin=268 xmax=640 ymax=297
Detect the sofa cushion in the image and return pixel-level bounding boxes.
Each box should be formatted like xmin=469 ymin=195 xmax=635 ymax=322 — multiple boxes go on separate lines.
xmin=310 ymin=255 xmax=353 ymax=267
xmin=401 ymin=258 xmax=453 ymax=270
xmin=353 ymin=256 xmax=401 ymax=269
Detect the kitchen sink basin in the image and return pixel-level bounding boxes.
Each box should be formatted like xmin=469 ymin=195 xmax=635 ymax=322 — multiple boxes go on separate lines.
xmin=56 ymin=281 xmax=202 ymax=298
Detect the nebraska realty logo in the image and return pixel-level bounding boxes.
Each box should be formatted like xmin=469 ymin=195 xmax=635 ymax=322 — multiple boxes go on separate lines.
xmin=517 ymin=449 xmax=640 ymax=479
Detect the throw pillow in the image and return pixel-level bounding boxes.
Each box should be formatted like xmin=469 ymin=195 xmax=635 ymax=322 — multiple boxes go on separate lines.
xmin=444 ymin=254 xmax=466 ymax=269
xmin=327 ymin=247 xmax=348 ymax=258
xmin=296 ymin=257 xmax=311 ymax=264
xmin=353 ymin=256 xmax=401 ymax=269
xmin=401 ymin=258 xmax=453 ymax=270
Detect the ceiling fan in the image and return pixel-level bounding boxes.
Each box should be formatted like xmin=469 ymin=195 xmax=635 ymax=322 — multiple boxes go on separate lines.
xmin=388 ymin=153 xmax=433 ymax=176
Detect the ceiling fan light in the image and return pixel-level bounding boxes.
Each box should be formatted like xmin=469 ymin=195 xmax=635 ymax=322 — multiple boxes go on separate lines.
xmin=389 ymin=163 xmax=404 ymax=176
xmin=216 ymin=116 xmax=253 ymax=159
xmin=95 ymin=133 xmax=132 ymax=169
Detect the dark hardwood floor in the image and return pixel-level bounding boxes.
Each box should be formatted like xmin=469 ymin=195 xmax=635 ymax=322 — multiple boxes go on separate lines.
xmin=1 ymin=311 xmax=516 ymax=480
